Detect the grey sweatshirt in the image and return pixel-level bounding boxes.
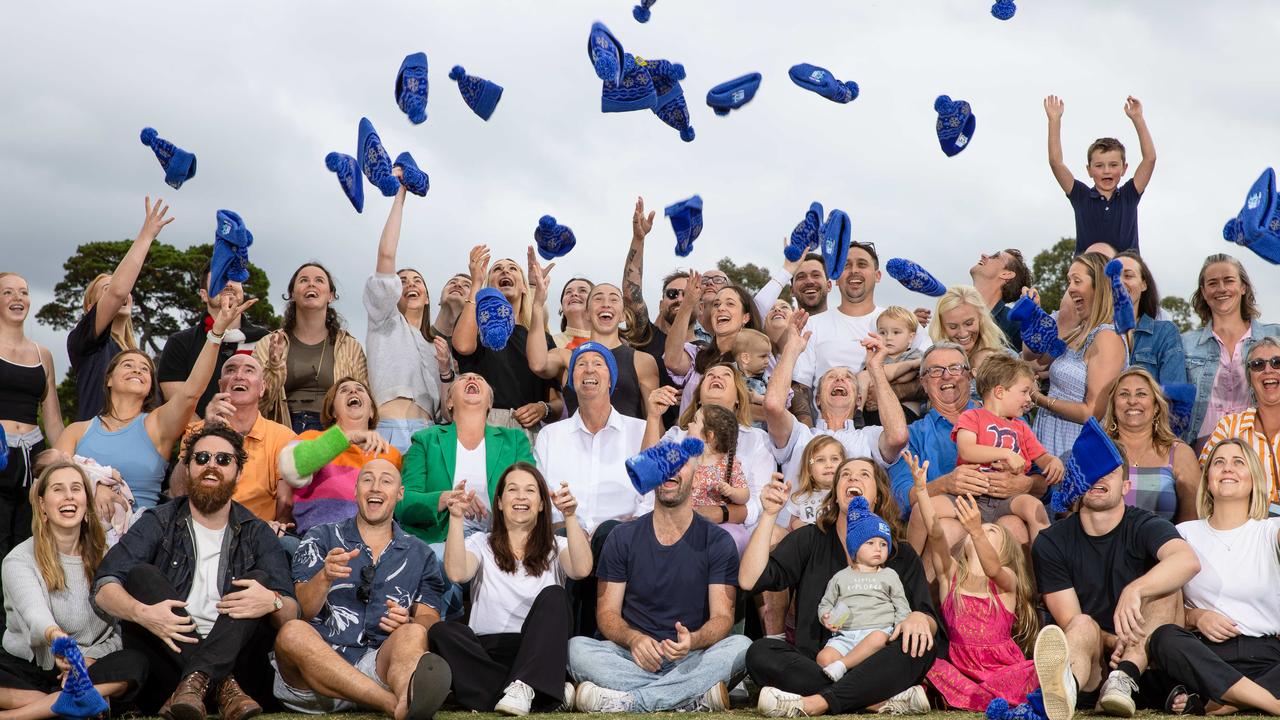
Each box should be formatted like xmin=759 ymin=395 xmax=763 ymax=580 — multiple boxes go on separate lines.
xmin=817 ymin=565 xmax=910 ymax=631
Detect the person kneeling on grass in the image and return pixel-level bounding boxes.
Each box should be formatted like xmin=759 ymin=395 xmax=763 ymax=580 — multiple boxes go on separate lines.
xmin=271 ymin=458 xmax=452 ymax=719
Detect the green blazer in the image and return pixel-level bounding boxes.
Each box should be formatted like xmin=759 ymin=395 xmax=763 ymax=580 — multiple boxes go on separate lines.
xmin=395 ymin=423 xmax=536 ymax=544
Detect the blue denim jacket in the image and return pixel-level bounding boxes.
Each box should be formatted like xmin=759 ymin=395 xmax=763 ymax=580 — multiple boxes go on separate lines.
xmin=1181 ymin=320 xmax=1280 ymax=443
xmin=1130 ymin=314 xmax=1187 ymax=386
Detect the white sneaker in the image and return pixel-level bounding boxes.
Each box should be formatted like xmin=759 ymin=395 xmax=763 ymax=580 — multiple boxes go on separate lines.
xmin=700 ymin=681 xmax=730 ymax=712
xmin=496 ymin=679 xmax=535 ymax=717
xmin=757 ymin=686 xmax=807 ymax=717
xmin=1098 ymin=670 xmax=1138 ymax=718
xmin=557 ymin=682 xmax=576 ymax=712
xmin=1034 ymin=625 xmax=1078 ymax=720
xmin=822 ymin=661 xmax=846 ymax=682
xmin=877 ymin=685 xmax=929 ymax=715
xmin=574 ymin=681 xmax=632 ymax=713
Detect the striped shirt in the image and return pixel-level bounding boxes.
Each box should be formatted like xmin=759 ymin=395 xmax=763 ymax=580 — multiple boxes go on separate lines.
xmin=1199 ymin=408 xmax=1280 ymax=504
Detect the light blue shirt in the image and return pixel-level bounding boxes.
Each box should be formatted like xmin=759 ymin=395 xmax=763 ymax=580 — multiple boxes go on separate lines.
xmin=886 ymin=401 xmax=978 ymax=517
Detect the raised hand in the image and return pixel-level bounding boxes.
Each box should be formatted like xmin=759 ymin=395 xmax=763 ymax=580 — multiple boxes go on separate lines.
xmin=526 ymin=245 xmax=556 ymax=305
xmin=468 ymin=245 xmax=491 ymax=285
xmin=322 ymin=547 xmax=359 ymax=582
xmin=551 ymin=481 xmax=578 ymax=518
xmin=433 ymin=336 xmax=452 ymax=373
xmin=211 ymin=297 xmax=257 ymax=337
xmin=1123 ymin=96 xmax=1144 ymax=120
xmin=1044 ymin=95 xmax=1065 ymax=120
xmin=914 ymin=307 xmax=932 ymax=328
xmin=348 ymin=430 xmax=391 ymax=457
xmin=955 ymin=494 xmax=983 ymax=534
xmin=140 ymin=196 xmax=175 ymax=239
xmin=861 ymin=331 xmax=887 ymax=371
xmin=646 ymin=386 xmax=680 ymax=417
xmin=633 ymin=196 xmax=656 ymax=239
xmin=759 ymin=473 xmax=789 ymax=517
xmin=204 ymin=392 xmax=235 ymax=427
xmin=266 ymin=331 xmax=286 ymax=368
xmin=443 ymin=480 xmax=473 ymax=518
xmin=902 ymin=451 xmax=930 ymax=495
xmin=1020 ymin=286 xmax=1041 ymax=307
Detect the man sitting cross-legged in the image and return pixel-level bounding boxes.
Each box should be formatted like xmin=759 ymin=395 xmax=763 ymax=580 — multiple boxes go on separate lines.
xmin=271 ymin=458 xmax=452 ymax=719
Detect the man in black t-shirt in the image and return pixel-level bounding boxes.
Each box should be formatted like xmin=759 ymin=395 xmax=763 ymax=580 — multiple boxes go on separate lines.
xmin=566 ymin=439 xmax=749 ymax=713
xmin=1032 ymin=465 xmax=1200 ymax=720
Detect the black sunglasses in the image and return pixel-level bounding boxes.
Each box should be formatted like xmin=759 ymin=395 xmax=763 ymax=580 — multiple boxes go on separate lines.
xmin=664 ymin=288 xmax=685 ymax=300
xmin=192 ymin=451 xmax=235 ymax=467
xmin=1247 ymin=357 xmax=1280 ymax=372
xmin=355 ymin=564 xmax=376 ymax=605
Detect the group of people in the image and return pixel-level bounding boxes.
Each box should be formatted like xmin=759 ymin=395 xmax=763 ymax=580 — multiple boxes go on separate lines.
xmin=0 ymin=96 xmax=1278 ymax=720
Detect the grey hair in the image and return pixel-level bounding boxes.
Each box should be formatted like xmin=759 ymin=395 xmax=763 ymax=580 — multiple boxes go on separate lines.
xmin=1247 ymin=337 xmax=1280 ymax=405
xmin=918 ymin=342 xmax=970 ymax=378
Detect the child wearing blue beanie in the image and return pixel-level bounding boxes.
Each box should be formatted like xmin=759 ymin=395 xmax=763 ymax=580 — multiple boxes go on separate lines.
xmin=815 ymin=496 xmax=910 ymax=682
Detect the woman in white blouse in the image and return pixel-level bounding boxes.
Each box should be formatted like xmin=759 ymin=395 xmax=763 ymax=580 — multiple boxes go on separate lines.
xmin=1151 ymin=439 xmax=1280 ymax=715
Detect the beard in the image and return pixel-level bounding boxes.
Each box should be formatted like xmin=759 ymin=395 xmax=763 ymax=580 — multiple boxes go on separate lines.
xmin=188 ymin=470 xmax=237 ymax=514
xmin=655 ymin=479 xmax=692 ymax=509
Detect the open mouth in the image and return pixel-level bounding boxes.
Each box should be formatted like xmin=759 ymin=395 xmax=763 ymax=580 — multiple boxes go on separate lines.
xmin=199 ymin=470 xmax=221 ymax=486
xmin=596 ymin=310 xmax=615 ymax=323
xmin=939 ymin=381 xmax=957 ymax=392
xmin=713 ymin=313 xmax=732 ymax=328
xmin=58 ymin=503 xmax=78 ymax=518
xmin=405 ymin=290 xmax=421 ymax=299
xmin=1262 ymin=378 xmax=1280 ymax=390
xmin=497 ymin=277 xmax=516 ymax=289
xmin=366 ymin=495 xmax=386 ymax=508
xmin=231 ymin=382 xmax=249 ymax=392
xmin=581 ymin=377 xmax=600 ymax=387
xmin=1087 ymin=484 xmax=1108 ymax=496
xmin=7 ymin=303 xmax=24 ymax=313
xmin=830 ymin=385 xmax=849 ymax=397
xmin=510 ymin=502 xmax=530 ymax=512
xmin=708 ymin=378 xmax=726 ymax=391
xmin=844 ymin=486 xmax=863 ymax=500
xmin=304 ymin=290 xmax=320 ymax=300
xmin=346 ymin=395 xmax=363 ymax=408
xmin=463 ymin=379 xmax=481 ymax=395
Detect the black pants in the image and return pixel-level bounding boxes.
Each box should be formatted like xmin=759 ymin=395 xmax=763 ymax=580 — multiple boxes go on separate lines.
xmin=429 ymin=585 xmax=572 ymax=711
xmin=0 ymin=647 xmax=147 ymax=701
xmin=565 ymin=520 xmax=619 ymax=638
xmin=120 ymin=564 xmax=277 ymax=713
xmin=1150 ymin=624 xmax=1280 ymax=704
xmin=746 ymin=637 xmax=936 ymax=714
xmin=0 ymin=440 xmax=42 ymax=631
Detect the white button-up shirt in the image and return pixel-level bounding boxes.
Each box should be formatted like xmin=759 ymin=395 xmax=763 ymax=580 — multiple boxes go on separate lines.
xmin=535 ymin=408 xmax=647 ymax=534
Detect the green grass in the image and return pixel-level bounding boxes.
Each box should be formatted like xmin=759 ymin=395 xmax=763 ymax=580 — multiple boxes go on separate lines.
xmin=193 ymin=712 xmax=1280 ymax=720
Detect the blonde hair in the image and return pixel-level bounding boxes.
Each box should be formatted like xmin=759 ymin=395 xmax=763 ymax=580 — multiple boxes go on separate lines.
xmin=1198 ymin=439 xmax=1269 ymax=521
xmin=1102 ymin=368 xmax=1180 ymax=455
xmin=29 ymin=462 xmax=107 ymax=592
xmin=732 ymin=328 xmax=771 ymax=357
xmin=488 ymin=259 xmax=534 ymax=329
xmin=83 ymin=274 xmax=139 ymax=351
xmin=794 ymin=435 xmax=844 ymax=500
xmin=1063 ymin=254 xmax=1114 ymax=351
xmin=876 ymin=306 xmax=918 ymax=334
xmin=950 ymin=523 xmax=1040 ymax=656
xmin=928 ymin=285 xmax=1010 ymax=357
xmin=678 ymin=363 xmax=754 ymax=428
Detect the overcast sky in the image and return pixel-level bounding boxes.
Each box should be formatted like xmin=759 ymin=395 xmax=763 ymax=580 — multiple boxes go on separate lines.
xmin=4 ymin=1 xmax=1280 ymax=372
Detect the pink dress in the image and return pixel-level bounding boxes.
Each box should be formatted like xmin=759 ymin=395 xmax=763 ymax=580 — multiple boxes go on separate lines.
xmin=926 ymin=579 xmax=1038 ymax=711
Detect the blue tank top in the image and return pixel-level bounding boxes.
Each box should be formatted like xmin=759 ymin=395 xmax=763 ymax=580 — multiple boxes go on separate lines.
xmin=75 ymin=414 xmax=167 ymax=508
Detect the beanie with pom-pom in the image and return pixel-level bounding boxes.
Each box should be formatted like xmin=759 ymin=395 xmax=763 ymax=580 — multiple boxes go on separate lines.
xmin=645 ymin=57 xmax=695 ymax=142
xmin=935 ymin=94 xmax=977 ymax=156
xmin=845 ymin=495 xmax=892 ymax=558
xmin=534 ymin=214 xmax=577 ymax=260
xmin=395 ymin=52 xmax=429 ymax=124
xmin=633 ymin=0 xmax=656 ymax=22
xmin=991 ymin=0 xmax=1017 ymax=20
xmin=393 ymin=151 xmax=429 ymax=197
xmin=1104 ymin=259 xmax=1136 ymax=333
xmin=788 ymin=63 xmax=858 ymax=104
xmin=358 ymin=117 xmax=400 ymax=197
xmin=450 ymin=65 xmax=503 ymax=121
xmin=626 ymin=436 xmax=704 ymax=495
xmin=475 ymin=288 xmax=515 ymax=350
xmin=986 ymin=698 xmax=1012 ymax=720
xmin=324 ymin=152 xmax=364 ymax=213
xmin=50 ymin=637 xmax=109 ymax=719
xmin=140 ymin=126 xmax=197 ymax=189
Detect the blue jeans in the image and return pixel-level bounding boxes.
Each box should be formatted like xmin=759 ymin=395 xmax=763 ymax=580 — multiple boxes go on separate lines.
xmin=568 ymin=634 xmax=751 ymax=712
xmin=376 ymin=418 xmax=431 ymax=454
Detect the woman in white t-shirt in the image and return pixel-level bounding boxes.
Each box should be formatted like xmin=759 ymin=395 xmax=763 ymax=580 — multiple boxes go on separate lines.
xmin=429 ymin=462 xmax=591 ymax=716
xmin=1150 ymin=439 xmax=1280 ymax=715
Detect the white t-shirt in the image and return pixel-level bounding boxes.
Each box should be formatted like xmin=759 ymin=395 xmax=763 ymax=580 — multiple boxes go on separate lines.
xmin=186 ymin=521 xmax=226 ymax=638
xmin=792 ymin=306 xmax=929 ymax=387
xmin=465 ymin=532 xmax=568 ymax=636
xmin=1178 ymin=517 xmax=1280 ymax=637
xmin=778 ymin=489 xmax=829 ymax=528
xmin=773 ymin=418 xmax=886 ymax=486
xmin=456 ymin=438 xmax=490 ymax=533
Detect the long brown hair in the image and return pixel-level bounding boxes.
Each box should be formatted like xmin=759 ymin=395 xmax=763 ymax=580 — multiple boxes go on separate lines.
xmin=320 ymin=376 xmax=380 ymax=429
xmin=794 ymin=435 xmax=845 ymax=500
xmin=99 ymin=349 xmax=159 ymax=420
xmin=489 ymin=463 xmax=558 ymax=577
xmin=1102 ymin=368 xmax=1179 ymax=455
xmin=29 ymin=462 xmax=107 ymax=592
xmin=1192 ymin=253 xmax=1260 ymax=326
xmin=677 ymin=363 xmax=754 ymax=428
xmin=83 ymin=274 xmax=139 ymax=352
xmin=396 ymin=268 xmax=435 ymax=342
xmin=816 ymin=458 xmax=905 ymax=546
xmin=693 ymin=285 xmax=764 ymax=374
xmin=698 ymin=404 xmax=739 ymax=495
xmin=949 ymin=523 xmax=1040 ymax=656
xmin=282 ymin=262 xmax=345 ymax=341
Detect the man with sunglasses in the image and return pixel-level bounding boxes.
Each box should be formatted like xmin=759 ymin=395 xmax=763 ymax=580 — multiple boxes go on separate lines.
xmin=886 ymin=344 xmax=1044 ymax=549
xmin=272 ymin=458 xmax=452 ymax=718
xmin=94 ymin=424 xmax=298 ymax=719
xmin=969 ymin=248 xmax=1031 ymax=350
xmin=1198 ymin=338 xmax=1280 ymax=510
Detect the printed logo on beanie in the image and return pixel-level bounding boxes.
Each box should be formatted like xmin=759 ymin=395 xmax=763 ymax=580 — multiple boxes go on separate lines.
xmin=809 ymin=69 xmax=826 ymax=82
xmin=732 ymin=89 xmax=746 ymax=103
xmin=1249 ymin=191 xmax=1263 ymax=210
xmin=219 ymin=220 xmax=231 ymax=237
xmin=956 ymin=133 xmax=969 ymax=148
xmin=877 ymin=520 xmax=889 ymax=536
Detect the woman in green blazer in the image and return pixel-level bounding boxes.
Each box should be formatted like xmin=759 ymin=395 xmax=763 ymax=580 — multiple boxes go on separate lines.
xmin=397 ymin=373 xmax=537 ymax=545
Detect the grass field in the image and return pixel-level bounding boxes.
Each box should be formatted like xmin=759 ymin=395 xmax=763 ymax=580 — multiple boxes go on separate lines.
xmin=229 ymin=712 xmax=1278 ymax=720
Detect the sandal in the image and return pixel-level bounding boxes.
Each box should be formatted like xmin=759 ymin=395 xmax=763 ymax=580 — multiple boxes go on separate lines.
xmin=1164 ymin=685 xmax=1207 ymax=716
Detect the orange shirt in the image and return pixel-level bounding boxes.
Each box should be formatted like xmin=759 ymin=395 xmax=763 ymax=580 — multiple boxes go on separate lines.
xmin=183 ymin=414 xmax=297 ymax=521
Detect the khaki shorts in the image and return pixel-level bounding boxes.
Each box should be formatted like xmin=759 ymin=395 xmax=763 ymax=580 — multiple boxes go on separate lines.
xmin=272 ymin=648 xmax=387 ymax=714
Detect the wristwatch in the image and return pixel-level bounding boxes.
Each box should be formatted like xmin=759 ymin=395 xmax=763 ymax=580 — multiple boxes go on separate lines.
xmin=272 ymin=591 xmax=284 ymax=611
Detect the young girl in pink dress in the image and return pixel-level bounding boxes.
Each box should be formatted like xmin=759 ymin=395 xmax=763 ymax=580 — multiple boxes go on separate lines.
xmin=688 ymin=404 xmax=750 ymax=552
xmin=905 ymin=452 xmax=1039 ymax=711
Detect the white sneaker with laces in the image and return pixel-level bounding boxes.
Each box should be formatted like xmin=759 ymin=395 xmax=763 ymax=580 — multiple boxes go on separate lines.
xmin=1099 ymin=670 xmax=1138 ymax=717
xmin=1034 ymin=625 xmax=1078 ymax=720
xmin=757 ymin=686 xmax=807 ymax=717
xmin=574 ymin=681 xmax=632 ymax=713
xmin=700 ymin=681 xmax=730 ymax=712
xmin=496 ymin=679 xmax=536 ymax=717
xmin=877 ymin=685 xmax=929 ymax=715
xmin=557 ymin=682 xmax=576 ymax=713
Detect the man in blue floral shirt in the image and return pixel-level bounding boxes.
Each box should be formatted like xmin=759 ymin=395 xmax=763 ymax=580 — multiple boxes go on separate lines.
xmin=272 ymin=458 xmax=453 ymax=718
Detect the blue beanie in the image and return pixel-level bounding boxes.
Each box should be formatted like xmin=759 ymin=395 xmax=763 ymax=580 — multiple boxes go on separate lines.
xmin=324 ymin=152 xmax=364 ymax=213
xmin=395 ymin=52 xmax=429 ymax=124
xmin=1104 ymin=260 xmax=1136 ymax=334
xmin=887 ymin=258 xmax=947 ymax=297
xmin=450 ymin=65 xmax=503 ymax=121
xmin=358 ymin=117 xmax=401 ymax=197
xmin=475 ymin=288 xmax=515 ymax=350
xmin=665 ymin=195 xmax=704 ymax=257
xmin=534 ymin=215 xmax=577 ymax=260
xmin=588 ymin=21 xmax=625 ymax=85
xmin=1009 ymin=296 xmax=1066 ymax=358
xmin=140 ymin=127 xmax=197 ymax=189
xmin=1162 ymin=382 xmax=1195 ymax=439
xmin=626 ymin=437 xmax=704 ymax=495
xmin=820 ymin=209 xmax=851 ymax=280
xmin=1051 ymin=418 xmax=1124 ymax=513
xmin=935 ymin=95 xmax=977 ymax=157
xmin=706 ymin=73 xmax=762 ymax=117
xmin=567 ymin=341 xmax=618 ymax=396
xmin=210 ymin=210 xmax=252 ymax=299
xmin=788 ymin=63 xmax=858 ymax=104
xmin=1223 ymin=167 xmax=1280 ymax=265
xmin=0 ymin=426 xmax=7 ymax=472
xmin=601 ymin=53 xmax=657 ymax=113
xmin=633 ymin=0 xmax=657 ymax=22
xmin=991 ymin=0 xmax=1017 ymax=20
xmin=785 ymin=202 xmax=824 ymax=262
xmin=845 ymin=495 xmax=892 ymax=558
xmin=645 ymin=57 xmax=695 ymax=142
xmin=50 ymin=637 xmax=108 ymax=719
xmin=393 ymin=152 xmax=430 ymax=197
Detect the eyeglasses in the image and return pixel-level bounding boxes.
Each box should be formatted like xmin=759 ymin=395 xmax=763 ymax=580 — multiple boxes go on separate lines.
xmin=699 ymin=276 xmax=729 ymax=288
xmin=355 ymin=564 xmax=376 ymax=605
xmin=1247 ymin=357 xmax=1280 ymax=372
xmin=192 ymin=451 xmax=235 ymax=467
xmin=664 ymin=288 xmax=685 ymax=300
xmin=924 ymin=363 xmax=970 ymax=379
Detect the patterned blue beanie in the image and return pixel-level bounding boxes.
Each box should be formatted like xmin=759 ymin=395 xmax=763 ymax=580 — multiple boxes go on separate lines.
xmin=140 ymin=127 xmax=197 ymax=189
xmin=1162 ymin=383 xmax=1195 ymax=439
xmin=1009 ymin=296 xmax=1066 ymax=358
xmin=324 ymin=152 xmax=364 ymax=213
xmin=395 ymin=52 xmax=429 ymax=124
xmin=935 ymin=95 xmax=977 ymax=157
xmin=645 ymin=57 xmax=695 ymax=142
xmin=475 ymin=288 xmax=515 ymax=350
xmin=626 ymin=437 xmax=704 ymax=495
xmin=991 ymin=0 xmax=1017 ymax=20
xmin=210 ymin=210 xmax=252 ymax=299
xmin=450 ymin=65 xmax=503 ymax=121
xmin=634 ymin=0 xmax=657 ymax=22
xmin=887 ymin=258 xmax=946 ymax=297
xmin=788 ymin=63 xmax=858 ymax=104
xmin=1051 ymin=418 xmax=1124 ymax=513
xmin=1104 ymin=260 xmax=1136 ymax=333
xmin=1223 ymin=167 xmax=1280 ymax=265
xmin=534 ymin=215 xmax=576 ymax=260
xmin=358 ymin=117 xmax=401 ymax=197
xmin=567 ymin=341 xmax=618 ymax=396
xmin=602 ymin=53 xmax=657 ymax=113
xmin=706 ymin=73 xmax=762 ymax=117
xmin=50 ymin=637 xmax=108 ymax=718
xmin=821 ymin=209 xmax=851 ymax=280
xmin=665 ymin=195 xmax=704 ymax=257
xmin=786 ymin=202 xmax=824 ymax=262
xmin=393 ymin=152 xmax=429 ymax=197
xmin=588 ymin=22 xmax=625 ymax=85
xmin=846 ymin=496 xmax=892 ymax=558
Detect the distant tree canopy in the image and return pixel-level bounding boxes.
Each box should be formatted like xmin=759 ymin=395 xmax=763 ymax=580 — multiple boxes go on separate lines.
xmin=1029 ymin=238 xmax=1076 ymax=313
xmin=717 ymin=257 xmax=772 ymax=295
xmin=1160 ymin=295 xmax=1195 ymax=333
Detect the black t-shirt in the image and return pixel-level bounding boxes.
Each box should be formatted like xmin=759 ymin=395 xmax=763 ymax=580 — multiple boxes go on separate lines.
xmin=67 ymin=305 xmax=122 ymax=421
xmin=156 ymin=318 xmax=270 ymax=417
xmin=638 ymin=321 xmax=679 ymax=429
xmin=1033 ymin=505 xmax=1181 ymax=633
xmin=597 ymin=513 xmax=739 ymax=642
xmin=454 ymin=325 xmax=555 ymax=411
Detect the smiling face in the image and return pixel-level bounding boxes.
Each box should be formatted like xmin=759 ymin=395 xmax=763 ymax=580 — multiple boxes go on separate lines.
xmin=659 ymin=276 xmax=688 ymax=325
xmin=561 ymin=279 xmax=592 ymax=321
xmin=1204 ymin=442 xmax=1256 ymax=507
xmin=1065 ymin=261 xmax=1096 ymax=322
xmin=186 ymin=435 xmax=239 ymax=514
xmin=940 ymin=304 xmax=981 ymax=353
xmin=332 ymin=379 xmax=374 ymax=428
xmin=698 ymin=365 xmax=738 ymax=408
xmin=1111 ymin=373 xmax=1157 ymax=432
xmin=488 ymin=259 xmax=525 ymax=303
xmin=1200 ymin=262 xmax=1244 ymax=321
xmin=356 ymin=458 xmax=403 ymax=525
xmin=816 ymin=367 xmax=857 ymax=415
xmin=290 ymin=264 xmax=336 ymax=311
xmin=396 ymin=269 xmax=429 ymax=313
xmin=834 ymin=459 xmax=879 ymax=511
xmin=710 ymin=287 xmax=750 ymax=337
xmin=838 ymin=247 xmax=880 ymax=306
xmin=992 ymin=375 xmax=1036 ymax=418
xmin=698 ymin=270 xmax=729 ymax=306
xmin=441 ymin=274 xmax=473 ymax=304
xmin=587 ymin=284 xmax=623 ymax=334
xmin=655 ymin=455 xmax=697 ymax=508
xmin=106 ymin=351 xmax=154 ymax=399
xmin=804 ymin=439 xmax=845 ymax=491
xmin=790 ymin=259 xmax=830 ymax=312
xmin=449 ymin=372 xmax=494 ymax=415
xmin=0 ymin=274 xmax=30 ymax=325
xmin=1117 ymin=256 xmax=1147 ymax=310
xmin=920 ymin=347 xmax=971 ymax=410
xmin=1248 ymin=343 xmax=1280 ymax=409
xmin=571 ymin=350 xmax=612 ymax=402
xmin=495 ymin=468 xmax=544 ymax=527
xmin=39 ymin=466 xmax=89 ymax=532
xmin=219 ymin=354 xmax=265 ymax=408
xmin=765 ymin=300 xmax=792 ymax=339
xmin=1086 ymin=148 xmax=1128 ymax=194
xmin=969 ymin=251 xmax=1012 ymax=283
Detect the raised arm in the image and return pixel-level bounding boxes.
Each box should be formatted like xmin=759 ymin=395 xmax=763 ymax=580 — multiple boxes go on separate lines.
xmin=38 ymin=346 xmax=63 ymax=447
xmin=92 ymin=197 xmax=173 ymax=336
xmin=905 ymin=452 xmax=954 ymax=585
xmin=863 ymin=333 xmax=909 ymax=460
xmin=763 ymin=312 xmax=809 ymax=449
xmin=374 ymin=181 xmax=408 ymax=274
xmin=552 ymin=482 xmax=594 ymax=580
xmin=955 ymin=494 xmax=1017 ymax=593
xmin=1124 ymin=96 xmax=1157 ymax=194
xmin=622 ymin=197 xmax=656 ymax=333
xmin=663 ymin=269 xmax=700 ymax=378
xmin=641 ymin=386 xmax=679 ymax=450
xmin=524 ymin=247 xmax=564 ymax=379
xmin=451 ymin=245 xmax=491 ymax=357
xmin=442 ymin=488 xmax=481 ymax=583
xmin=1044 ymin=95 xmax=1074 ymax=195
xmin=739 ymin=473 xmax=786 ymax=591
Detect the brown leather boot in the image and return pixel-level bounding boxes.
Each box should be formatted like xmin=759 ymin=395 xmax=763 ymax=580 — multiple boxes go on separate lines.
xmin=215 ymin=675 xmax=261 ymax=720
xmin=159 ymin=671 xmax=209 ymax=720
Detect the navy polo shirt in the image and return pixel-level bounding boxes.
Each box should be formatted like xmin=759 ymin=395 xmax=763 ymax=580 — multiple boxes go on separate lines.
xmin=1069 ymin=179 xmax=1142 ymax=254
